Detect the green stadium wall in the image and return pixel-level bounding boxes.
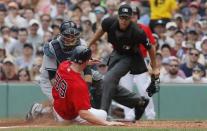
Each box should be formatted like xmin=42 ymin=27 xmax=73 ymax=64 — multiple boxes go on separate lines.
xmin=0 ymin=83 xmax=207 ymax=120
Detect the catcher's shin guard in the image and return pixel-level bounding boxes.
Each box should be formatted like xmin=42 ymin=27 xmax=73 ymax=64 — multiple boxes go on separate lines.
xmin=146 ymin=75 xmax=160 ymax=97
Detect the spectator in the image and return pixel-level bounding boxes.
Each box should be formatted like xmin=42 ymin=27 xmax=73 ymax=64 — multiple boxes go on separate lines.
xmin=0 ymin=57 xmax=18 ymax=81
xmin=53 ymin=15 xmax=64 ymax=27
xmin=161 ymin=44 xmax=172 ymax=59
xmin=165 ymin=21 xmax=178 ymax=47
xmin=160 ymin=56 xmax=170 ymax=79
xmin=193 ymin=21 xmax=203 ymax=40
xmin=90 ymin=43 xmax=101 ymax=60
xmin=153 ymin=19 xmax=166 ymax=48
xmin=10 ymin=26 xmax=19 ymax=40
xmin=51 ymin=23 xmax=60 ymax=39
xmin=8 ymin=28 xmax=29 ymax=58
xmin=37 ymin=31 xmax=53 ymax=55
xmin=70 ymin=6 xmax=82 ymax=25
xmin=186 ymin=29 xmax=199 ymax=45
xmin=23 ymin=7 xmax=35 ymax=25
xmin=92 ymin=6 xmax=106 ymax=32
xmin=39 ymin=14 xmax=52 ymax=36
xmin=15 ymin=44 xmax=35 ymax=69
xmin=198 ymin=36 xmax=207 ymax=68
xmin=172 ymin=30 xmax=186 ymax=59
xmin=0 ymin=26 xmax=17 ymax=57
xmin=27 ymin=19 xmax=43 ymax=53
xmin=4 ymin=1 xmax=27 ymax=28
xmin=173 ymin=13 xmax=185 ymax=31
xmin=105 ymin=0 xmax=119 ymax=17
xmin=160 ymin=58 xmax=185 ymax=83
xmin=187 ymin=2 xmax=201 ymax=29
xmin=81 ymin=19 xmax=94 ymax=43
xmin=149 ymin=0 xmax=178 ymax=31
xmin=17 ymin=68 xmax=31 ymax=82
xmin=50 ymin=0 xmax=69 ymax=20
xmin=0 ymin=3 xmax=6 ymax=28
xmin=0 ymin=44 xmax=6 ymax=63
xmin=180 ymin=48 xmax=206 ymax=77
xmin=79 ymin=0 xmax=96 ymax=24
xmin=35 ymin=0 xmax=51 ymax=15
xmin=185 ymin=65 xmax=207 ymax=83
xmin=201 ymin=20 xmax=207 ymax=35
xmin=30 ymin=56 xmax=43 ymax=81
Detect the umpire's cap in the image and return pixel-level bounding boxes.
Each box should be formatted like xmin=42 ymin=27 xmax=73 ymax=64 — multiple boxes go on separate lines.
xmin=118 ymin=4 xmax=132 ymax=17
xmin=70 ymin=45 xmax=92 ymax=64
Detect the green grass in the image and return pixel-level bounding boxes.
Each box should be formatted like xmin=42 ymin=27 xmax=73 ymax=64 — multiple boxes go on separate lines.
xmin=1 ymin=126 xmax=207 ymax=131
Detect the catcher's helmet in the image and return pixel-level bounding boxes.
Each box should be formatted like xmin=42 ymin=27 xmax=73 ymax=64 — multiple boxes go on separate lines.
xmin=60 ymin=20 xmax=80 ymax=46
xmin=70 ymin=45 xmax=92 ymax=64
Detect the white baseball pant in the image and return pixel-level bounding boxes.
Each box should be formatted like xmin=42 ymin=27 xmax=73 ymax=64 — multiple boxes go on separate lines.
xmin=119 ymin=72 xmax=156 ymax=120
xmin=53 ymin=108 xmax=107 ymax=123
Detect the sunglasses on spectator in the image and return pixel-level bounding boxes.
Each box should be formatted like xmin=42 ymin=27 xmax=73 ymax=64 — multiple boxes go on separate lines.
xmin=190 ymin=52 xmax=199 ymax=57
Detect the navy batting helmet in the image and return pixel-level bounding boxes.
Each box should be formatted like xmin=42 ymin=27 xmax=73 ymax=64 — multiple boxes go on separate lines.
xmin=70 ymin=45 xmax=92 ymax=64
xmin=60 ymin=20 xmax=80 ymax=46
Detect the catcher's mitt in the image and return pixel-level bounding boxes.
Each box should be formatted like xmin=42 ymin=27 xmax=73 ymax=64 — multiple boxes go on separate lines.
xmin=146 ymin=75 xmax=160 ymax=97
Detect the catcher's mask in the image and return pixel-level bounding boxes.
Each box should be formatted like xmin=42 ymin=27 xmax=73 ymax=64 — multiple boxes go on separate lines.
xmin=59 ymin=20 xmax=80 ymax=46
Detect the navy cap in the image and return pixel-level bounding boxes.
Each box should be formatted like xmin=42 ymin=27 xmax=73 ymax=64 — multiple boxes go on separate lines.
xmin=154 ymin=19 xmax=166 ymax=26
xmin=118 ymin=4 xmax=132 ymax=17
xmin=0 ymin=3 xmax=6 ymax=11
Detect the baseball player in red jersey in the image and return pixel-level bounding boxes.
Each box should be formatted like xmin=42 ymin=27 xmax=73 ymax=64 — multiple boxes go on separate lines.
xmin=119 ymin=4 xmax=157 ymax=120
xmin=52 ymin=45 xmax=124 ymax=126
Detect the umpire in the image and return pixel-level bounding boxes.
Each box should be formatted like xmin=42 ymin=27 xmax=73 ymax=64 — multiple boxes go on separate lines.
xmin=89 ymin=4 xmax=160 ymax=120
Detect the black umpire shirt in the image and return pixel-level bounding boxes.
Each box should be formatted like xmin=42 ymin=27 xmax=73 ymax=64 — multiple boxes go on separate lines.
xmin=101 ymin=17 xmax=152 ymax=74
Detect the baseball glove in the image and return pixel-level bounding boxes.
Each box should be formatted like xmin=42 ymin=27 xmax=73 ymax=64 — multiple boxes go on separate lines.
xmin=146 ymin=75 xmax=160 ymax=97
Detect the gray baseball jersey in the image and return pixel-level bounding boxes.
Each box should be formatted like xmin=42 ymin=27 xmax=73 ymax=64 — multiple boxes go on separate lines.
xmin=39 ymin=37 xmax=87 ymax=99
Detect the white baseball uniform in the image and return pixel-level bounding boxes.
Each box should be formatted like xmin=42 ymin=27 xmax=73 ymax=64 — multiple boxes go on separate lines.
xmin=119 ymin=58 xmax=156 ymax=120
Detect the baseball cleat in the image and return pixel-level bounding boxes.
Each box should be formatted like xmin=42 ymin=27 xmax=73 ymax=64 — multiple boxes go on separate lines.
xmin=26 ymin=103 xmax=43 ymax=121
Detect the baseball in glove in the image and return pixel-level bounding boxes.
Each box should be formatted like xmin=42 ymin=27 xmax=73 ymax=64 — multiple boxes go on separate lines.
xmin=146 ymin=75 xmax=160 ymax=97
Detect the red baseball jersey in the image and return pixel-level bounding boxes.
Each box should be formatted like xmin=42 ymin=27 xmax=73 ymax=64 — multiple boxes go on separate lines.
xmin=52 ymin=61 xmax=91 ymax=120
xmin=138 ymin=23 xmax=156 ymax=57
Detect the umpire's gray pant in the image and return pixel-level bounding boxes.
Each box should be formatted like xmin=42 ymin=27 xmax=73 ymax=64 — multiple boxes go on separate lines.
xmin=101 ymin=51 xmax=142 ymax=112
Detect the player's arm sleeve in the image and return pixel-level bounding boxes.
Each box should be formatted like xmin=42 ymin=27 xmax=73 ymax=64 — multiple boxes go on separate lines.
xmin=139 ymin=30 xmax=152 ymax=50
xmin=43 ymin=43 xmax=56 ymax=58
xmin=101 ymin=17 xmax=112 ymax=32
xmin=42 ymin=52 xmax=57 ymax=80
xmin=145 ymin=27 xmax=155 ymax=45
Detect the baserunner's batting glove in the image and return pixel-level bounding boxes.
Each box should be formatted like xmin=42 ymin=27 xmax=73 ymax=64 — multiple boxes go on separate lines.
xmin=146 ymin=74 xmax=160 ymax=97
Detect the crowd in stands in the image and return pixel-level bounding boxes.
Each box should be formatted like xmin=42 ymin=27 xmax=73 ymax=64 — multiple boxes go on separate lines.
xmin=0 ymin=0 xmax=207 ymax=83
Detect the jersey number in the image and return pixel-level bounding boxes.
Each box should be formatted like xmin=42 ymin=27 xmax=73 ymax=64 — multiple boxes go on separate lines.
xmin=54 ymin=73 xmax=67 ymax=98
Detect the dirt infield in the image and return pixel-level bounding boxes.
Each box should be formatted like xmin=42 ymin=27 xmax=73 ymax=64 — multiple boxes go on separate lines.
xmin=1 ymin=118 xmax=207 ymax=129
